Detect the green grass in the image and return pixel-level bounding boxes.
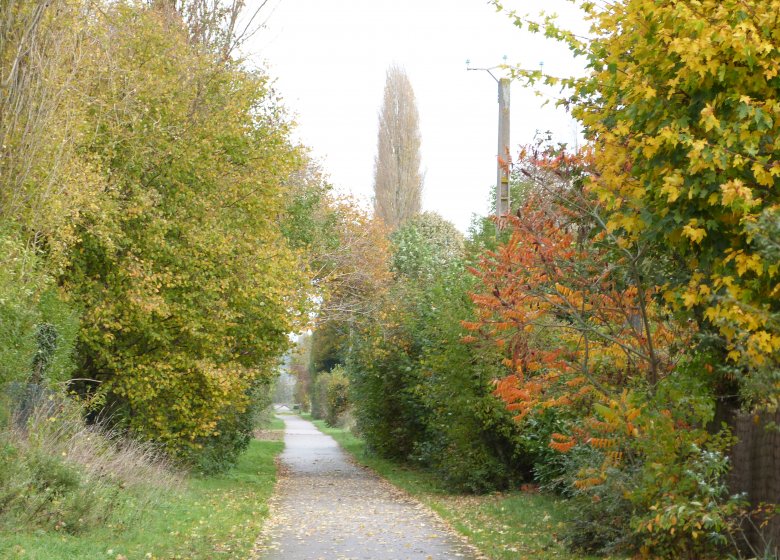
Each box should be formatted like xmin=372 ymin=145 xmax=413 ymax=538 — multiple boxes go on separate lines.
xmin=0 ymin=438 xmax=283 ymax=560
xmin=310 ymin=418 xmax=615 ymax=560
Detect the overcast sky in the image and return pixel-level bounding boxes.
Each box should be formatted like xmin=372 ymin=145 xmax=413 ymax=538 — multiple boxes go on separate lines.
xmin=248 ymin=0 xmax=587 ymax=231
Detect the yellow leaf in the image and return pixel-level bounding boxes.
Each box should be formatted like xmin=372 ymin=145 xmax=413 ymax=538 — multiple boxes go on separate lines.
xmin=660 ymin=173 xmax=684 ymax=202
xmin=682 ymin=222 xmax=706 ymax=244
xmin=700 ymin=104 xmax=720 ymax=132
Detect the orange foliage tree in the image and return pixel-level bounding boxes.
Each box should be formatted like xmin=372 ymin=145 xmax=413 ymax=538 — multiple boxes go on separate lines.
xmin=466 ymin=147 xmax=749 ymax=558
xmin=465 ymin=146 xmax=690 ymax=451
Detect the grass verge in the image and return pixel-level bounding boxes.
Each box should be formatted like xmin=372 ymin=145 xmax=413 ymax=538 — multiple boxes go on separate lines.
xmin=0 ymin=437 xmax=283 ymax=560
xmin=309 ymin=417 xmax=614 ymax=560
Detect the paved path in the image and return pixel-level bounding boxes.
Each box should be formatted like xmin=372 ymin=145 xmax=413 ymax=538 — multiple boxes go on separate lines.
xmin=253 ymin=415 xmax=478 ymax=560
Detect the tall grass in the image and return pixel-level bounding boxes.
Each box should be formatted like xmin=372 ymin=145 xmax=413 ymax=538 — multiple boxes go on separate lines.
xmin=0 ymin=390 xmax=181 ymax=534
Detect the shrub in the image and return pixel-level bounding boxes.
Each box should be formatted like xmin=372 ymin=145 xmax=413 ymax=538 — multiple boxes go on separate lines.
xmin=519 ymin=410 xmax=572 ymax=493
xmin=561 ymin=448 xmax=637 ymax=555
xmin=553 ymin=388 xmax=746 ymax=559
xmin=251 ymin=378 xmax=277 ymax=430
xmin=0 ymin=231 xmax=78 ymax=388
xmin=0 ymin=392 xmax=181 ymax=534
xmin=348 ymin=316 xmax=427 ymax=460
xmin=187 ymin=405 xmax=253 ymax=475
xmin=324 ymin=367 xmax=349 ymax=427
xmin=312 ymin=366 xmax=350 ymax=427
xmin=349 ymin=255 xmax=529 ymax=492
xmin=629 ymin=430 xmax=744 ymax=558
xmin=310 ymin=372 xmax=326 ymax=421
xmin=187 ymin=377 xmax=277 ymax=474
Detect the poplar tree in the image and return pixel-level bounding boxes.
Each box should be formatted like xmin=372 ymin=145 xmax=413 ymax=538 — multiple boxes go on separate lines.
xmin=373 ymin=65 xmax=423 ymax=230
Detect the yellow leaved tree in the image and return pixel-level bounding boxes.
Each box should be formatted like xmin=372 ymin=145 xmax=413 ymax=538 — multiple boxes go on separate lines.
xmin=494 ymin=0 xmax=779 ymax=408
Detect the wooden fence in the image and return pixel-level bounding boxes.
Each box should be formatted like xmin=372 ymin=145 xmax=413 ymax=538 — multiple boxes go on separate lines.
xmin=728 ymin=408 xmax=780 ymax=556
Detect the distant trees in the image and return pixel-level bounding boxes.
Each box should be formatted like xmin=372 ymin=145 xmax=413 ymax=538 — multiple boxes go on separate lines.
xmin=373 ymin=65 xmax=423 ymax=230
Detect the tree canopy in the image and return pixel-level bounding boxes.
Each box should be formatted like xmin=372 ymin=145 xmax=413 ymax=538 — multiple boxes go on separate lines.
xmin=494 ymin=0 xmax=780 ymax=410
xmin=1 ymin=0 xmax=314 ymax=467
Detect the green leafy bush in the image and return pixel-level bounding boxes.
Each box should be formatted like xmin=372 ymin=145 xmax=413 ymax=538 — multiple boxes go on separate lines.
xmin=324 ymin=367 xmax=350 ymax=427
xmin=312 ymin=367 xmax=350 ymax=427
xmin=552 ymin=383 xmax=745 ymax=558
xmin=519 ymin=410 xmax=572 ymax=493
xmin=347 ymin=215 xmax=530 ymax=492
xmin=348 ymin=310 xmax=427 ymax=461
xmin=0 ymin=231 xmax=78 ymax=388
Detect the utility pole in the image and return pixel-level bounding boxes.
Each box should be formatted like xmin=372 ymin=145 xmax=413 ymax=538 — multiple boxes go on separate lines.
xmin=467 ymin=60 xmax=511 ymax=222
xmin=496 ymin=78 xmax=511 ymax=218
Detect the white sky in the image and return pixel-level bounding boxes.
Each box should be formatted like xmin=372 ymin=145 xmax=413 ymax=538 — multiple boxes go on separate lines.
xmin=248 ymin=0 xmax=587 ymax=232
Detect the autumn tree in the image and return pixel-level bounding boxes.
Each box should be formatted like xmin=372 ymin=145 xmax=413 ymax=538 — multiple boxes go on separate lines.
xmin=150 ymin=0 xmax=274 ymax=61
xmin=576 ymin=1 xmax=780 ymax=411
xmin=283 ymin=167 xmax=392 ymax=420
xmin=0 ymin=0 xmax=104 ymax=269
xmin=282 ymin=160 xmax=392 ymax=322
xmin=0 ymin=0 xmax=90 ymax=388
xmin=467 ymin=147 xmax=746 ymax=557
xmin=490 ymin=2 xmax=780 ymax=552
xmin=467 ymin=145 xmax=688 ymax=426
xmin=493 ymin=0 xmax=780 ymax=409
xmin=373 ymin=64 xmax=423 ymax=230
xmin=50 ymin=3 xmax=311 ymax=468
xmin=0 ymin=0 xmax=324 ymax=473
xmin=312 ymin=197 xmax=392 ymax=322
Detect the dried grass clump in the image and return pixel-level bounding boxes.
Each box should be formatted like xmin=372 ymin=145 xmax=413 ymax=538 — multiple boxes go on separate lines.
xmin=21 ymin=395 xmax=182 ymax=489
xmin=0 ymin=390 xmax=182 ymax=533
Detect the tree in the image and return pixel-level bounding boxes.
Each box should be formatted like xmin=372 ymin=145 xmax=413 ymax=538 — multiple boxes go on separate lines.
xmin=574 ymin=1 xmax=780 ymax=409
xmin=281 ymin=163 xmax=392 ymax=322
xmin=311 ymin=196 xmax=392 ymax=322
xmin=493 ymin=4 xmax=780 ymax=550
xmin=0 ymin=0 xmax=89 ymax=389
xmin=0 ymin=0 xmax=319 ymax=471
xmin=373 ymin=64 xmax=423 ymax=230
xmin=467 ymin=147 xmax=744 ymax=558
xmin=57 ymin=3 xmax=309 ymax=466
xmin=391 ymin=211 xmax=464 ymax=280
xmin=493 ymin=0 xmax=780 ymax=410
xmin=466 ymin=149 xmax=685 ymax=423
xmin=0 ymin=0 xmax=104 ymax=270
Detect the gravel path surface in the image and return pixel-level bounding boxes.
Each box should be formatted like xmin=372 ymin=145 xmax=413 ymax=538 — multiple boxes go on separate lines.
xmin=252 ymin=415 xmax=478 ymax=560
